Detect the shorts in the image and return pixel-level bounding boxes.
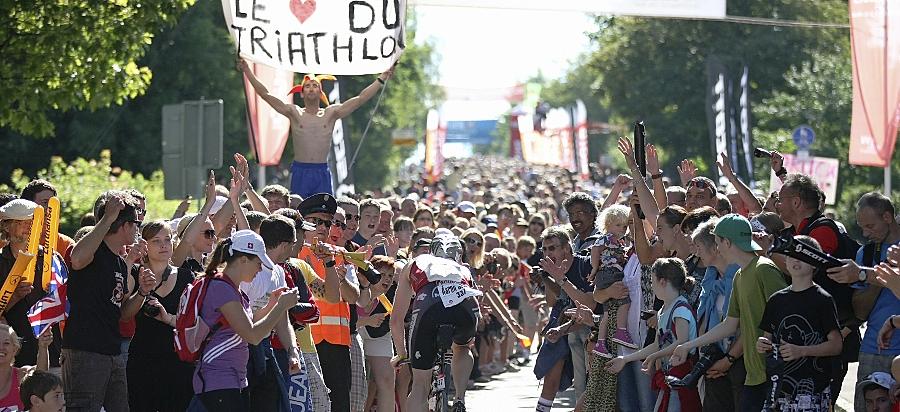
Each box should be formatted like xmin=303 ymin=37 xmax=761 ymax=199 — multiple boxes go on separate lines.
xmin=408 ymin=297 xmax=479 ymax=370
xmin=360 ymin=327 xmax=394 ymax=358
xmin=596 ymin=266 xmax=630 ymax=305
xmin=290 ymin=161 xmax=333 ymax=198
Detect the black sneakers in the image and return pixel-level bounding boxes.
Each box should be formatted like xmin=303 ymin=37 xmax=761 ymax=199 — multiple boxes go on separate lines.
xmin=452 ymin=400 xmax=467 ymax=412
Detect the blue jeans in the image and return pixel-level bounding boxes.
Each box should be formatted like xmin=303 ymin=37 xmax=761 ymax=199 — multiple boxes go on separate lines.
xmin=616 ymin=360 xmax=656 ymax=412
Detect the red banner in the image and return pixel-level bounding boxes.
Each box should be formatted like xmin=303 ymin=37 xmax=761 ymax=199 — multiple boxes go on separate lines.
xmin=848 ymin=0 xmax=900 ymax=167
xmin=243 ymin=63 xmax=294 ymax=166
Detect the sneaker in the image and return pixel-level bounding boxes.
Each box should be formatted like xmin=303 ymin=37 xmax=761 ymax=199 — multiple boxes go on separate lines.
xmin=504 ymin=362 xmax=519 ymax=372
xmin=592 ymin=340 xmax=614 ymax=358
xmin=610 ymin=328 xmax=640 ymax=349
xmin=452 ymin=400 xmax=467 ymax=412
xmin=475 ymin=375 xmax=491 ymax=383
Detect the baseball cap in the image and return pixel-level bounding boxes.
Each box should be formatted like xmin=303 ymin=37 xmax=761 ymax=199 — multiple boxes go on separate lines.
xmin=230 ymin=229 xmax=275 ymax=270
xmin=0 ymin=199 xmax=38 ymax=221
xmin=857 ymin=372 xmax=895 ymax=392
xmin=713 ymin=214 xmax=762 ymax=252
xmin=457 ymin=201 xmax=476 ymax=214
xmin=209 ymin=196 xmax=229 ymax=215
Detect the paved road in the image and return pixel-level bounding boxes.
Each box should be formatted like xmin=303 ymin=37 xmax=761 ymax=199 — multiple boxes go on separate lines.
xmin=464 ymin=356 xmax=858 ymax=411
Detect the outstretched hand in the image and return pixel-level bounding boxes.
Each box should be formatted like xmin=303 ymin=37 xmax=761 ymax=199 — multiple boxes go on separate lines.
xmin=617 ymin=137 xmax=639 ymax=173
xmin=677 ymin=159 xmax=697 ymax=186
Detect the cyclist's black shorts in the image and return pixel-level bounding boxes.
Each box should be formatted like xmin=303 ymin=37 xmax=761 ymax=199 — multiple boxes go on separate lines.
xmin=408 ymin=295 xmax=479 ymax=370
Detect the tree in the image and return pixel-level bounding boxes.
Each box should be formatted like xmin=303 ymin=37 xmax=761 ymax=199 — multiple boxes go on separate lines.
xmin=1 ymin=0 xmax=195 ymax=136
xmin=0 ymin=2 xmax=442 ymax=193
xmin=576 ymin=1 xmax=848 ymax=175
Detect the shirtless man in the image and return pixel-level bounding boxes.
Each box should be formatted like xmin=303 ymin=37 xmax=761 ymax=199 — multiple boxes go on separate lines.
xmin=238 ymin=58 xmax=397 ymax=197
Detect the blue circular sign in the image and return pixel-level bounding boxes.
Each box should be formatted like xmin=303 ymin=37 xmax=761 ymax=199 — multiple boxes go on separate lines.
xmin=792 ymin=125 xmax=815 ymax=149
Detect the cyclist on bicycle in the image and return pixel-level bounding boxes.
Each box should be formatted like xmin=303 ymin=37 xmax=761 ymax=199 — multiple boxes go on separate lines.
xmin=390 ymin=232 xmax=482 ymax=412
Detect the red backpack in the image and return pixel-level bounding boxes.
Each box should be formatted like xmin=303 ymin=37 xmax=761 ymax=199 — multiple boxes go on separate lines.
xmin=174 ymin=274 xmax=235 ymax=363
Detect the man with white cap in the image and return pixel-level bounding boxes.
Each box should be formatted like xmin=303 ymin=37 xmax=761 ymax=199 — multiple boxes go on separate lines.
xmin=63 ymin=190 xmax=158 ymax=411
xmin=858 ymin=371 xmax=896 ymax=412
xmin=0 ymin=199 xmax=65 ymax=368
xmin=456 ymin=201 xmax=477 ymax=221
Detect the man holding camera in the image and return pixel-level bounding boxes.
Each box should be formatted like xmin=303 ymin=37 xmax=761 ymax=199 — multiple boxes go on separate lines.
xmin=775 ymin=174 xmax=860 ymax=402
xmin=823 ymin=192 xmax=900 ymax=411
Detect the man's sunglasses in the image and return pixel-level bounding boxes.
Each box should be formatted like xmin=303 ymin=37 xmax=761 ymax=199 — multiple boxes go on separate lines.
xmin=332 ymin=221 xmax=347 ymax=230
xmin=345 ymin=214 xmax=361 ymax=222
xmin=306 ymin=217 xmax=332 ymax=228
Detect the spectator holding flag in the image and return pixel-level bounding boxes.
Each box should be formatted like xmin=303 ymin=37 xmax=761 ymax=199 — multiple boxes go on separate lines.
xmin=0 ymin=199 xmax=64 ymax=369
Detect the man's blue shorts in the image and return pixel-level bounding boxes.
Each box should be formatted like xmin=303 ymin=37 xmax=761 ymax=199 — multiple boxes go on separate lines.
xmin=290 ymin=162 xmax=333 ymax=198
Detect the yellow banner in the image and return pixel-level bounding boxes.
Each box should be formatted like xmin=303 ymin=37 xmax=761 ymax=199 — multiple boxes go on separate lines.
xmin=40 ymin=197 xmax=60 ymax=291
xmin=0 ymin=252 xmax=35 ymax=313
xmin=22 ymin=206 xmax=44 ymax=286
xmin=376 ymin=294 xmax=393 ymax=314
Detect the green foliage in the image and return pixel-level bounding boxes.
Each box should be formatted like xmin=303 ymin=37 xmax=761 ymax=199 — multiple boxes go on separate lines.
xmin=1 ymin=0 xmax=196 ymax=136
xmin=0 ymin=2 xmax=442 ymax=193
xmin=0 ymin=151 xmax=179 ymax=237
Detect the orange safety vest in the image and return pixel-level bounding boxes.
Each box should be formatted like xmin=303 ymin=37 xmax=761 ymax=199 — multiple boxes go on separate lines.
xmin=298 ymin=245 xmax=351 ymax=347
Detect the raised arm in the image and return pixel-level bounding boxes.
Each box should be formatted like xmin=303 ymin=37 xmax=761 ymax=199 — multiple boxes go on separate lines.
xmin=229 ymin=160 xmax=250 ymax=232
xmin=172 ymin=172 xmax=216 ymax=267
xmin=717 ymin=153 xmax=762 ymax=215
xmin=601 ymin=174 xmax=631 ymax=211
xmin=645 ymin=144 xmax=668 ymax=211
xmin=331 ymin=65 xmax=396 ymax=118
xmin=618 ymin=137 xmax=660 ymax=226
xmin=234 ymin=153 xmax=270 ymax=214
xmin=71 ymin=196 xmax=124 ymax=270
xmin=237 ymin=59 xmax=297 ymax=118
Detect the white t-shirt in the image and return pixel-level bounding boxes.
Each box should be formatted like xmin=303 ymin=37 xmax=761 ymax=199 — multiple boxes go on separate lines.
xmin=242 ymin=264 xmax=288 ymax=312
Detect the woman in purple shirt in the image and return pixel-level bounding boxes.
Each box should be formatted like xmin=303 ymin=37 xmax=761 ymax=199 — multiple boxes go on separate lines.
xmin=191 ymin=230 xmax=299 ymax=412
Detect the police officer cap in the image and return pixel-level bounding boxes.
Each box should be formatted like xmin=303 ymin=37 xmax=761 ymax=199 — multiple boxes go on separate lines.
xmin=298 ymin=193 xmax=337 ymax=216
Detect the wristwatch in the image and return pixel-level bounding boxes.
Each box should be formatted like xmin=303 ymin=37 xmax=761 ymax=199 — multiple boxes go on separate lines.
xmin=858 ymin=269 xmax=868 ymax=283
xmin=724 ymin=353 xmax=737 ymax=363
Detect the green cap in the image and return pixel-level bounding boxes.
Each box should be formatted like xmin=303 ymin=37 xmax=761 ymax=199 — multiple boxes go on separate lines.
xmin=713 ymin=214 xmax=762 ymax=252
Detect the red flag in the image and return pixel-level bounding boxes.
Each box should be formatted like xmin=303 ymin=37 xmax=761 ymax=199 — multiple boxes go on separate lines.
xmin=848 ymin=0 xmax=900 ymax=167
xmin=243 ymin=63 xmax=295 ymax=166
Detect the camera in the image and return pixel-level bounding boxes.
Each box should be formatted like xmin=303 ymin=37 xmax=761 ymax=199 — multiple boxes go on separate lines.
xmin=768 ymin=235 xmax=842 ymax=270
xmin=666 ymin=343 xmax=724 ymax=388
xmin=485 ymin=261 xmax=499 ymax=274
xmin=754 ymin=148 xmax=774 ymax=158
xmin=141 ymin=296 xmax=160 ymax=318
xmin=360 ymin=266 xmax=382 ymax=285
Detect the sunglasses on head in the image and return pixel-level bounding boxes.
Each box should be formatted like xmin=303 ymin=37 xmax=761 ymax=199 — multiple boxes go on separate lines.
xmin=306 ymin=217 xmax=332 ymax=228
xmin=202 ymin=229 xmax=216 ymax=239
xmin=687 ymin=178 xmax=712 ymax=190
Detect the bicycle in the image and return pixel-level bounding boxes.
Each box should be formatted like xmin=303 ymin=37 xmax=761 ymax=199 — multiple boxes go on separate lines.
xmin=427 ymin=324 xmax=456 ymax=412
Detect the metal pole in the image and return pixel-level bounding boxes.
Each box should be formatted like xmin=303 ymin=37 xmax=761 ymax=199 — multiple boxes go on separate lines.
xmin=886 ymin=166 xmax=892 ymax=195
xmin=258 ymin=164 xmax=266 ymax=188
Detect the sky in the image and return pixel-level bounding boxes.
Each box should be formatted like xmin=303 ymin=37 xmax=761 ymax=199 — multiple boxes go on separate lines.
xmin=413 ymin=4 xmax=597 ymax=119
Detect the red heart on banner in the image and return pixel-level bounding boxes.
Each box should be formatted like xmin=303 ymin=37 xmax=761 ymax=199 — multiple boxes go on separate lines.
xmin=289 ymin=0 xmax=316 ymax=23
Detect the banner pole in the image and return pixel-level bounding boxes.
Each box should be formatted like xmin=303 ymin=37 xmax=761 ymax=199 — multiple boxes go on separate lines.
xmin=886 ymin=166 xmax=892 ymax=195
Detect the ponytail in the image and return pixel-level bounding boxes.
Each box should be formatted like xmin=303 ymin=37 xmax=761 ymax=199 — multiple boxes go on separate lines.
xmin=203 ymin=237 xmax=255 ymax=277
xmin=681 ymin=275 xmax=696 ymax=295
xmin=204 ymin=238 xmax=233 ymax=277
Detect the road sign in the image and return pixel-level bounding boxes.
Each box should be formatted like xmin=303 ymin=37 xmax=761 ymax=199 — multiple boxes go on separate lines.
xmin=162 ymin=99 xmax=224 ymax=200
xmin=792 ymin=125 xmax=815 ymax=149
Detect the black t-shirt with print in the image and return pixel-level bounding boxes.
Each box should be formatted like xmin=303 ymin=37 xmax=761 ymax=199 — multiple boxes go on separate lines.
xmin=759 ymin=284 xmax=841 ymax=396
xmin=62 ymin=242 xmax=128 ymax=355
xmin=365 ymin=283 xmax=397 ymax=339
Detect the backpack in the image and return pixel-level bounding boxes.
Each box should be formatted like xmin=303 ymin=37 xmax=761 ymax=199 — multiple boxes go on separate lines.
xmin=174 ymin=274 xmax=234 ymax=363
xmin=799 ymin=214 xmax=861 ymax=260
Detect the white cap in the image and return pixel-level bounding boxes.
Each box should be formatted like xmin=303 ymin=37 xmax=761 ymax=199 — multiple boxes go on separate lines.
xmin=857 ymin=371 xmax=896 ymax=392
xmin=230 ymin=229 xmax=275 ymax=270
xmin=457 ymin=201 xmax=476 ymax=214
xmin=210 ymin=196 xmax=229 ymax=215
xmin=435 ymin=228 xmax=454 ymax=237
xmin=0 ymin=199 xmax=38 ymax=221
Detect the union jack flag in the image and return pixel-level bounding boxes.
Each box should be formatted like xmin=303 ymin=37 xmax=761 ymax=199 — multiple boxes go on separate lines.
xmin=27 ymin=254 xmax=69 ymax=338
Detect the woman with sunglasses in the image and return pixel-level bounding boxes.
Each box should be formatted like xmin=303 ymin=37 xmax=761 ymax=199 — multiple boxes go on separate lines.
xmin=173 ymin=174 xmax=219 ymax=274
xmin=126 ymin=220 xmax=195 ymax=412
xmin=460 ymin=229 xmax=485 ymax=272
